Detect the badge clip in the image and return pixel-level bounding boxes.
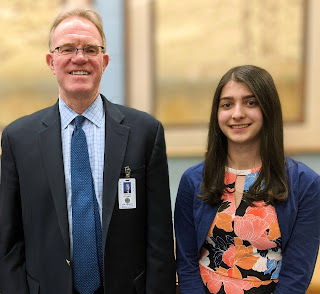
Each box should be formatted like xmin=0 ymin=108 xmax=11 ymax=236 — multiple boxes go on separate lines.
xmin=124 ymin=166 xmax=131 ymax=178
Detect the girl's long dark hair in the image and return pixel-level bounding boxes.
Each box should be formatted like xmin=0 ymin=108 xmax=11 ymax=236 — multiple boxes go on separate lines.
xmin=199 ymin=65 xmax=288 ymax=206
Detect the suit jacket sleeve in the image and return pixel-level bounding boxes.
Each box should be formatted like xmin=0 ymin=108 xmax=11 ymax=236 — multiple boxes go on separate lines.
xmin=145 ymin=122 xmax=176 ymax=294
xmin=174 ymin=169 xmax=206 ymax=294
xmin=0 ymin=128 xmax=28 ymax=294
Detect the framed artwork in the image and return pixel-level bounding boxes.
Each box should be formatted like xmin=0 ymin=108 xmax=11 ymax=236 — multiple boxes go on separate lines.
xmin=154 ymin=0 xmax=306 ymax=126
xmin=126 ymin=0 xmax=320 ymax=156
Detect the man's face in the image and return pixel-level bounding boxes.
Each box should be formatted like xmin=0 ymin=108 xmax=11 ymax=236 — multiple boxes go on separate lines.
xmin=46 ymin=16 xmax=109 ymax=101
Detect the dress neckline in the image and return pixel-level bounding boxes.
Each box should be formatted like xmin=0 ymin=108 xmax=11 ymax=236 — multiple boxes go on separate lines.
xmin=225 ymin=166 xmax=262 ymax=176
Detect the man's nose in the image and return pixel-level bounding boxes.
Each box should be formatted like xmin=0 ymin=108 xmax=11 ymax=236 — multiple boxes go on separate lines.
xmin=72 ymin=49 xmax=87 ymax=61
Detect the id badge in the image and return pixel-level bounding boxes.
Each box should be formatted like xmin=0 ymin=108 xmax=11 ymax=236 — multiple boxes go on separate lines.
xmin=118 ymin=178 xmax=136 ymax=209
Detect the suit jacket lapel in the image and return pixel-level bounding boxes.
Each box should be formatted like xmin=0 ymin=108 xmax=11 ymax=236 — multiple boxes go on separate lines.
xmin=101 ymin=96 xmax=130 ymax=250
xmin=38 ymin=102 xmax=70 ymax=251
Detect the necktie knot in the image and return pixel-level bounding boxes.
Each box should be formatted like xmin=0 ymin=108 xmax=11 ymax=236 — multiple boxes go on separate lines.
xmin=75 ymin=115 xmax=85 ymax=129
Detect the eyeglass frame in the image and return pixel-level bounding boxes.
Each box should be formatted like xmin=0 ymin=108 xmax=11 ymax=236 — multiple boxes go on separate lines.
xmin=51 ymin=45 xmax=105 ymax=57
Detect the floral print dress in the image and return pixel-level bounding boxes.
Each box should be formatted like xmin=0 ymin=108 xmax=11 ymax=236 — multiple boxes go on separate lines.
xmin=199 ymin=167 xmax=282 ymax=294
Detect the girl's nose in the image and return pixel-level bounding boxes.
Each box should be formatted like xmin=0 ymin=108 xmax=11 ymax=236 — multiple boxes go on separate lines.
xmin=232 ymin=105 xmax=245 ymax=120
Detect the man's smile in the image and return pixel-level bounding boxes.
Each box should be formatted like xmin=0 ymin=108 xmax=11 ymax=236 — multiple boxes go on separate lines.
xmin=69 ymin=71 xmax=90 ymax=75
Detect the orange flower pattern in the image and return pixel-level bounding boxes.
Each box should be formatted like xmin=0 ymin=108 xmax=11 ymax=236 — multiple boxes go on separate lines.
xmin=199 ymin=168 xmax=282 ymax=294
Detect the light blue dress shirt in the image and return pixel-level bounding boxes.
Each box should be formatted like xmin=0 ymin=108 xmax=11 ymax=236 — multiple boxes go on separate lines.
xmin=59 ymin=95 xmax=105 ymax=257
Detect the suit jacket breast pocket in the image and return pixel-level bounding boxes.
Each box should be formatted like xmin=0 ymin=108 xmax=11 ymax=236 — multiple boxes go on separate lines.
xmin=120 ymin=165 xmax=146 ymax=196
xmin=124 ymin=165 xmax=145 ymax=180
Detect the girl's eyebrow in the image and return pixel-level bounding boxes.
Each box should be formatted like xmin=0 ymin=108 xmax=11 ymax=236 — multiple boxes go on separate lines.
xmin=219 ymin=94 xmax=256 ymax=101
xmin=243 ymin=95 xmax=256 ymax=99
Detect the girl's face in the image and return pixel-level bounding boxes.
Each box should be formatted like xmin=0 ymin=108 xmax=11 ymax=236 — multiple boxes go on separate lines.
xmin=218 ymin=80 xmax=263 ymax=149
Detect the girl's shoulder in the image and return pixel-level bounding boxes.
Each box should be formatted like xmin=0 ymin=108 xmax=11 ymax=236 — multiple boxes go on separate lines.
xmin=285 ymin=156 xmax=319 ymax=181
xmin=181 ymin=162 xmax=204 ymax=184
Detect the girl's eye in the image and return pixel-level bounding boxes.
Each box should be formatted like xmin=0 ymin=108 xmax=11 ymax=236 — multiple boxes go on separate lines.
xmin=221 ymin=103 xmax=231 ymax=108
xmin=247 ymin=100 xmax=258 ymax=106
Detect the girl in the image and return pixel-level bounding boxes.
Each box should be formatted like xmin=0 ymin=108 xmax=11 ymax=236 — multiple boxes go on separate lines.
xmin=175 ymin=65 xmax=320 ymax=294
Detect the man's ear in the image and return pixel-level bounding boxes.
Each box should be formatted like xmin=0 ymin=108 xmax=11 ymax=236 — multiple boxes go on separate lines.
xmin=46 ymin=53 xmax=56 ymax=75
xmin=102 ymin=53 xmax=110 ymax=73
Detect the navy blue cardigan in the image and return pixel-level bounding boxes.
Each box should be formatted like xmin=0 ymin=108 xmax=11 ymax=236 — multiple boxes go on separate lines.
xmin=175 ymin=157 xmax=320 ymax=294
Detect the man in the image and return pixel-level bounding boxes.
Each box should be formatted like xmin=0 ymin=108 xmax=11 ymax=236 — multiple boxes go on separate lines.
xmin=125 ymin=183 xmax=131 ymax=193
xmin=0 ymin=9 xmax=176 ymax=294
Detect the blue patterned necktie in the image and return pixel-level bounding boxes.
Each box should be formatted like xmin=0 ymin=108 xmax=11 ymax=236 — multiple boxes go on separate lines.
xmin=71 ymin=115 xmax=103 ymax=294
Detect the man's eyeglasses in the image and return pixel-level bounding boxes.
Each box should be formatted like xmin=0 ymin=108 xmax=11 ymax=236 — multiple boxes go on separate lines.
xmin=52 ymin=45 xmax=105 ymax=57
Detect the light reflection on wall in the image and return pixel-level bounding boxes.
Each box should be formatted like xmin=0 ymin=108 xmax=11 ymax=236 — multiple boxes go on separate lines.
xmin=0 ymin=0 xmax=92 ymax=154
xmin=0 ymin=0 xmax=92 ymax=130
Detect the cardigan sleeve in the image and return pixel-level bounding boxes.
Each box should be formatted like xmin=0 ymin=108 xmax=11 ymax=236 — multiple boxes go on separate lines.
xmin=274 ymin=173 xmax=320 ymax=294
xmin=174 ymin=170 xmax=206 ymax=294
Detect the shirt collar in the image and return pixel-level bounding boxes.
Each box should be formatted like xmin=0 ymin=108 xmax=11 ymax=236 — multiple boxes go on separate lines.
xmin=59 ymin=95 xmax=105 ymax=129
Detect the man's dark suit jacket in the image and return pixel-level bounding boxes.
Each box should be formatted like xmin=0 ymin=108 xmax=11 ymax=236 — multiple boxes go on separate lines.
xmin=0 ymin=95 xmax=176 ymax=294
